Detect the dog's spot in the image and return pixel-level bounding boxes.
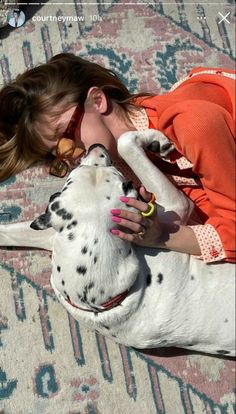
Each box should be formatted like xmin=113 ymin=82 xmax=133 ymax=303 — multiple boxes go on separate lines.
xmin=94 ymin=256 xmax=98 ymax=264
xmin=57 ymin=266 xmax=61 ymax=272
xmin=100 ymin=289 xmax=105 ymax=295
xmin=217 ymin=350 xmax=230 ymax=355
xmin=67 ymin=220 xmax=78 ymax=230
xmin=94 ymin=238 xmax=98 ymax=244
xmin=68 ymin=233 xmax=75 ymax=241
xmin=128 ymin=248 xmax=132 ymax=256
xmin=51 ymin=201 xmax=60 ymax=211
xmin=191 ymin=275 xmax=195 ymax=281
xmin=89 ymin=251 xmax=92 ymax=256
xmin=82 ymin=288 xmax=88 ymax=302
xmin=63 ymin=213 xmax=73 ymax=220
xmin=88 ymin=282 xmax=94 ymax=290
xmin=101 ymin=325 xmax=110 ymax=330
xmin=157 ymin=273 xmax=163 ymax=284
xmin=76 ymin=265 xmax=87 ymax=276
xmin=49 ymin=192 xmax=61 ymax=203
xmin=81 ymin=246 xmax=88 ymax=254
xmin=91 ymin=297 xmax=96 ymax=303
xmin=59 ymin=227 xmax=64 ymax=233
xmin=56 ymin=208 xmax=67 ymax=216
xmin=94 ymin=312 xmax=98 ymax=316
xmin=146 ymin=274 xmax=152 ymax=286
xmin=62 ymin=280 xmax=65 ymax=286
xmin=106 ymin=179 xmax=110 ymax=183
xmin=122 ymin=181 xmax=134 ymax=195
xmin=224 ymin=319 xmax=229 ymax=323
xmin=94 ymin=163 xmax=99 ymax=166
xmin=106 ymin=196 xmax=111 ymax=200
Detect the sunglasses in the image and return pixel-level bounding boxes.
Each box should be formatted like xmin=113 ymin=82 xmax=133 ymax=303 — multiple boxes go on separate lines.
xmin=50 ymin=104 xmax=85 ymax=178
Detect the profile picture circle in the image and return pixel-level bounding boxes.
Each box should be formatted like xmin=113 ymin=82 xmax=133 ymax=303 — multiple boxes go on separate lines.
xmin=7 ymin=9 xmax=25 ymax=28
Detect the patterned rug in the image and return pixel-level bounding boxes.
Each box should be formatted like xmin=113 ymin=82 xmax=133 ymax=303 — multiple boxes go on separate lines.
xmin=0 ymin=1 xmax=235 ymax=413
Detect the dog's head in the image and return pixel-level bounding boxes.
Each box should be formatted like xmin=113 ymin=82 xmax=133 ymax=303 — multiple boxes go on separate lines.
xmin=31 ymin=144 xmax=138 ymax=232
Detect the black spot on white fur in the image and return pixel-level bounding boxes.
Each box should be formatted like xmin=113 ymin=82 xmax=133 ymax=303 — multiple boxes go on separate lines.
xmin=51 ymin=201 xmax=60 ymax=211
xmin=68 ymin=233 xmax=75 ymax=241
xmin=81 ymin=246 xmax=88 ymax=254
xmin=56 ymin=208 xmax=67 ymax=216
xmin=49 ymin=192 xmax=61 ymax=203
xmin=157 ymin=273 xmax=163 ymax=284
xmin=67 ymin=220 xmax=77 ymax=230
xmin=122 ymin=181 xmax=134 ymax=195
xmin=57 ymin=266 xmax=61 ymax=272
xmin=76 ymin=266 xmax=87 ymax=276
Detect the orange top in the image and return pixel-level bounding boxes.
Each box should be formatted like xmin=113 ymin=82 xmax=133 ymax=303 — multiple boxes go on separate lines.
xmin=135 ymin=67 xmax=236 ymax=263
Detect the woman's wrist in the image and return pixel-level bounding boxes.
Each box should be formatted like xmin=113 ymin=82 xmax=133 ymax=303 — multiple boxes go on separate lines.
xmin=156 ymin=223 xmax=202 ymax=256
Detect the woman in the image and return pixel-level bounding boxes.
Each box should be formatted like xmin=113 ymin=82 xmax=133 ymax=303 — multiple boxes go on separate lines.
xmin=0 ymin=53 xmax=235 ymax=263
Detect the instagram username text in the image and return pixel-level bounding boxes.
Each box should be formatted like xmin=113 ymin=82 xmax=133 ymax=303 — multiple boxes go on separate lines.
xmin=32 ymin=15 xmax=103 ymax=23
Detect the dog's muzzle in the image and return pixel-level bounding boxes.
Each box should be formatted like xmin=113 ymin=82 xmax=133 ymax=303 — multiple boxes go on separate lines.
xmin=83 ymin=143 xmax=112 ymax=166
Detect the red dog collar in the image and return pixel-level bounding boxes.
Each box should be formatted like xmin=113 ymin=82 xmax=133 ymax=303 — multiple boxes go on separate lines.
xmin=66 ymin=290 xmax=129 ymax=313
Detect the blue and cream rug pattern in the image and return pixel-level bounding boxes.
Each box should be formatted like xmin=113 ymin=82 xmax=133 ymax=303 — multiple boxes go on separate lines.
xmin=0 ymin=1 xmax=235 ymax=413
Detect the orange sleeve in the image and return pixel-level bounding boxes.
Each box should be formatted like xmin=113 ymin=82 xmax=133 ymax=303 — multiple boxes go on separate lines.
xmin=163 ymin=100 xmax=236 ymax=263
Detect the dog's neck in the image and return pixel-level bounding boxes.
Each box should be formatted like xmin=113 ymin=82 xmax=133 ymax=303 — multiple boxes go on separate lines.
xmin=53 ymin=223 xmax=140 ymax=312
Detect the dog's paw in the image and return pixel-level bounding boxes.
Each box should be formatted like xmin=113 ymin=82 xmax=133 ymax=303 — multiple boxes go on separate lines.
xmin=118 ymin=129 xmax=174 ymax=159
xmin=145 ymin=130 xmax=175 ymax=158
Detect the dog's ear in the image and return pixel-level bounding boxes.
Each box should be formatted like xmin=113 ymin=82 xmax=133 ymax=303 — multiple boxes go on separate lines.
xmin=30 ymin=212 xmax=52 ymax=230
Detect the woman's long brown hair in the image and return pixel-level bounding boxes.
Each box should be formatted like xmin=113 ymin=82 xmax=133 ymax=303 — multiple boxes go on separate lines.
xmin=0 ymin=53 xmax=150 ymax=181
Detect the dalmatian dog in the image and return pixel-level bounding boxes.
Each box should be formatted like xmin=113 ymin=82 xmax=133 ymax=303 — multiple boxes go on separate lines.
xmin=0 ymin=130 xmax=235 ymax=357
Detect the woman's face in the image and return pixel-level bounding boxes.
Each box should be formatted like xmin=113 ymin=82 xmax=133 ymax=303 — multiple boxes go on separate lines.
xmin=35 ymin=101 xmax=118 ymax=157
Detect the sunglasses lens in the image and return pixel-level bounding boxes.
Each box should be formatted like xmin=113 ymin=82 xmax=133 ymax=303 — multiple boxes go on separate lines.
xmin=58 ymin=137 xmax=75 ymax=157
xmin=50 ymin=159 xmax=68 ymax=178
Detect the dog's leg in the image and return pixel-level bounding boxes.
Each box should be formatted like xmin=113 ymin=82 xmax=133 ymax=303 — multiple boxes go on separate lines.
xmin=118 ymin=130 xmax=193 ymax=224
xmin=0 ymin=221 xmax=54 ymax=251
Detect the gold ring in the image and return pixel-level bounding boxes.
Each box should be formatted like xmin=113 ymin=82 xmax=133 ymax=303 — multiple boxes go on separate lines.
xmin=141 ymin=202 xmax=156 ymax=218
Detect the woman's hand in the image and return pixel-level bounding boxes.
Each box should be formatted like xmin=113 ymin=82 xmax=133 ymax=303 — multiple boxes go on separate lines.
xmin=110 ymin=186 xmax=163 ymax=247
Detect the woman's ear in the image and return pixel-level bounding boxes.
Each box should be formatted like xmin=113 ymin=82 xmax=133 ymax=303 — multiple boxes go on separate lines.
xmin=86 ymin=87 xmax=108 ymax=114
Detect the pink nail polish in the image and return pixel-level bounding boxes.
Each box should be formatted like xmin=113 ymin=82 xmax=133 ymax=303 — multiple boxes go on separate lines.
xmin=112 ymin=216 xmax=121 ymax=223
xmin=119 ymin=196 xmax=129 ymax=202
xmin=111 ymin=229 xmax=119 ymax=235
xmin=110 ymin=209 xmax=121 ymax=215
